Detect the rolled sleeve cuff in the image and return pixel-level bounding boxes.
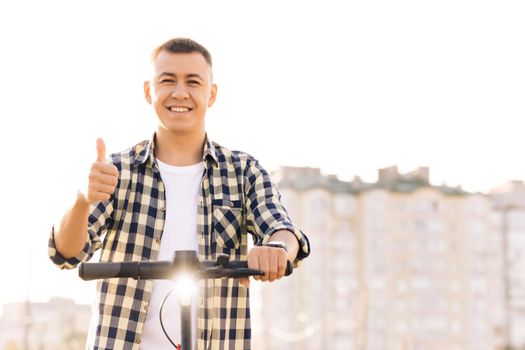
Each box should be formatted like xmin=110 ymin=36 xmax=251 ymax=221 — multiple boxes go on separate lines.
xmin=48 ymin=225 xmax=91 ymax=270
xmin=262 ymin=222 xmax=310 ymax=267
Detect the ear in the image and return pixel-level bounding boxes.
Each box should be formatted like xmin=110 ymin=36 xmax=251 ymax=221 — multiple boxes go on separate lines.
xmin=144 ymin=81 xmax=152 ymax=104
xmin=208 ymin=83 xmax=218 ymax=107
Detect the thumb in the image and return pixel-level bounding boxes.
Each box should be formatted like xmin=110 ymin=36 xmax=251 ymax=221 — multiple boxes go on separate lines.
xmin=96 ymin=138 xmax=106 ymax=162
xmin=239 ymin=277 xmax=250 ymax=289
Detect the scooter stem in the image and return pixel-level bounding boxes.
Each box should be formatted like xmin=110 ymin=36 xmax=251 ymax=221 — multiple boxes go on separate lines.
xmin=180 ymin=303 xmax=192 ymax=350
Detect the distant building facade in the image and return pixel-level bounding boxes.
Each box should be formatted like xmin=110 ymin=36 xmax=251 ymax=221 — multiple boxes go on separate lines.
xmin=3 ymin=169 xmax=523 ymax=350
xmin=253 ymin=166 xmax=510 ymax=350
xmin=490 ymin=181 xmax=525 ymax=349
xmin=0 ymin=298 xmax=91 ymax=350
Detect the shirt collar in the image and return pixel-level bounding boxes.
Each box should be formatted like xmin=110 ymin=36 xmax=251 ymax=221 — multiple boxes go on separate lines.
xmin=132 ymin=133 xmax=219 ymax=168
xmin=202 ymin=135 xmax=219 ymax=168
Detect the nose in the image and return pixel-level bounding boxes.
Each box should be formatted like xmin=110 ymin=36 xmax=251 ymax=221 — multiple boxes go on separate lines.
xmin=171 ymin=83 xmax=189 ymax=99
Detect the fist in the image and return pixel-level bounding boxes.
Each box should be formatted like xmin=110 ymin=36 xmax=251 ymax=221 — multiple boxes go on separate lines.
xmin=84 ymin=138 xmax=119 ymax=203
xmin=239 ymin=245 xmax=288 ymax=288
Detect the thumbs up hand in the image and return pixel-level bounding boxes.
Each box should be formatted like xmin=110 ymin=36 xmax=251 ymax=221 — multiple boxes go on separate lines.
xmin=84 ymin=138 xmax=119 ymax=204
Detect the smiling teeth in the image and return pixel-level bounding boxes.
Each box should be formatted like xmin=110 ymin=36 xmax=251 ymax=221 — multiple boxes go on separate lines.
xmin=169 ymin=107 xmax=190 ymax=112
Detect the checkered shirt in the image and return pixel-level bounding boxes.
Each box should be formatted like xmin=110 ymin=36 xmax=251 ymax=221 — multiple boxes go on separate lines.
xmin=48 ymin=135 xmax=310 ymax=350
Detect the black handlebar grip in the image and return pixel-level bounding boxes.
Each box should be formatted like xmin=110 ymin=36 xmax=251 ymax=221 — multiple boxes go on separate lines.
xmin=285 ymin=260 xmax=293 ymax=276
xmin=136 ymin=261 xmax=174 ymax=280
xmin=227 ymin=260 xmax=293 ymax=276
xmin=79 ymin=262 xmax=138 ymax=281
xmin=79 ymin=261 xmax=175 ymax=281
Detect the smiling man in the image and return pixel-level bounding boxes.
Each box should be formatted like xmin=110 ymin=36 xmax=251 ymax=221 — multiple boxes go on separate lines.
xmin=48 ymin=38 xmax=310 ymax=350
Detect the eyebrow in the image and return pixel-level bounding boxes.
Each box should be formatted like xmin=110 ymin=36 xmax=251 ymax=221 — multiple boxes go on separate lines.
xmin=158 ymin=72 xmax=204 ymax=80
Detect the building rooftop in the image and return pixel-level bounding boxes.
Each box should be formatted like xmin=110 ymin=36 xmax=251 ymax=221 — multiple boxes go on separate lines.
xmin=274 ymin=165 xmax=468 ymax=195
xmin=490 ymin=180 xmax=525 ymax=209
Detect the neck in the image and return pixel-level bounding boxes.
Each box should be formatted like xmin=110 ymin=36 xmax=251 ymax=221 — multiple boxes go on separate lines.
xmin=155 ymin=128 xmax=205 ymax=166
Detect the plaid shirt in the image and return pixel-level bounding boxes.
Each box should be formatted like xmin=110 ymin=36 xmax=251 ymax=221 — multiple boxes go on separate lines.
xmin=49 ymin=135 xmax=310 ymax=350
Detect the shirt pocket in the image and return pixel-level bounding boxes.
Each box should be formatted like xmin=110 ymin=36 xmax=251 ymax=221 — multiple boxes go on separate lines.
xmin=212 ymin=199 xmax=243 ymax=250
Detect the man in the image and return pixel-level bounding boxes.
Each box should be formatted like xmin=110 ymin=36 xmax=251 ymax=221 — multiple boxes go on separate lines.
xmin=49 ymin=38 xmax=310 ymax=349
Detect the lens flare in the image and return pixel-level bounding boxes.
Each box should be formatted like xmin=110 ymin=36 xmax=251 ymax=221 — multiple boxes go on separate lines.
xmin=174 ymin=273 xmax=197 ymax=306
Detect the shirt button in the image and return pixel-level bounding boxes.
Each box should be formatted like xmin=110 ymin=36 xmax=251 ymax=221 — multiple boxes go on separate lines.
xmin=136 ymin=338 xmax=141 ymax=344
xmin=155 ymin=238 xmax=161 ymax=244
xmin=160 ymin=206 xmax=166 ymax=212
xmin=229 ymin=201 xmax=234 ymax=208
xmin=144 ymin=303 xmax=149 ymax=311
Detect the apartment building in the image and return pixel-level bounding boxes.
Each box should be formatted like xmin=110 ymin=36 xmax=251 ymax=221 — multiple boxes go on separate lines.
xmin=2 ymin=168 xmax=519 ymax=350
xmin=253 ymin=167 xmax=361 ymax=350
xmin=253 ymin=166 xmax=505 ymax=350
xmin=0 ymin=298 xmax=91 ymax=350
xmin=490 ymin=181 xmax=525 ymax=349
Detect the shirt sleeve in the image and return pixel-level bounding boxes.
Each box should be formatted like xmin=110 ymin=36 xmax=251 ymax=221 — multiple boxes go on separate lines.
xmin=244 ymin=159 xmax=310 ymax=266
xmin=48 ymin=200 xmax=114 ymax=270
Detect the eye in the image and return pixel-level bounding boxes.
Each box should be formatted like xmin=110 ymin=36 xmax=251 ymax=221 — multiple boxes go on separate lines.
xmin=187 ymin=80 xmax=201 ymax=86
xmin=160 ymin=79 xmax=174 ymax=84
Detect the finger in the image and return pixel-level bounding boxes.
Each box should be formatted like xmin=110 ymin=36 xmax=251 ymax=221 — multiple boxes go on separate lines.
xmin=92 ymin=162 xmax=119 ymax=177
xmin=108 ymin=164 xmax=119 ymax=176
xmin=276 ymin=254 xmax=287 ymax=279
xmin=100 ymin=173 xmax=118 ymax=187
xmin=268 ymin=252 xmax=279 ymax=282
xmin=96 ymin=138 xmax=106 ymax=162
xmin=259 ymin=254 xmax=270 ymax=282
xmin=89 ymin=183 xmax=116 ymax=196
xmin=239 ymin=277 xmax=250 ymax=288
xmin=248 ymin=254 xmax=261 ymax=281
xmin=88 ymin=192 xmax=111 ymax=202
xmin=89 ymin=172 xmax=118 ymax=187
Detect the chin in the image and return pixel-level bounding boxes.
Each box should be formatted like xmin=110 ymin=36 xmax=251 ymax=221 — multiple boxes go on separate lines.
xmin=162 ymin=125 xmax=197 ymax=135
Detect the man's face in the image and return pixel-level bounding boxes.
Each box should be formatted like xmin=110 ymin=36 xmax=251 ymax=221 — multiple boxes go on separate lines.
xmin=144 ymin=51 xmax=217 ymax=136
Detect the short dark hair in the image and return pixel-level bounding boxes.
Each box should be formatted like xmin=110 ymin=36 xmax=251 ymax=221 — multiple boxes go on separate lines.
xmin=150 ymin=38 xmax=212 ymax=66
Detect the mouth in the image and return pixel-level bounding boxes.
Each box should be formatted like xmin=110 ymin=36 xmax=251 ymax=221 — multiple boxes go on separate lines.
xmin=167 ymin=106 xmax=193 ymax=113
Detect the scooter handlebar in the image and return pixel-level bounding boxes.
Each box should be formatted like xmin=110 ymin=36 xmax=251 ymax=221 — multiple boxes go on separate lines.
xmin=79 ymin=258 xmax=293 ymax=281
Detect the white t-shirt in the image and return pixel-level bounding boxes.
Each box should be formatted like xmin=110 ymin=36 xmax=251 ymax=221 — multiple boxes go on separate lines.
xmin=140 ymin=160 xmax=204 ymax=350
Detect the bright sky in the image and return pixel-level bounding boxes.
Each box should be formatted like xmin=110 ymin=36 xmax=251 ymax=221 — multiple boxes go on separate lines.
xmin=0 ymin=0 xmax=523 ymax=307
